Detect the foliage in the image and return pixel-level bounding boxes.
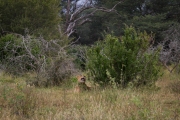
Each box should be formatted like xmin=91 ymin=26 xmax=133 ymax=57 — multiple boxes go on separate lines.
xmin=125 ymin=14 xmax=176 ymax=44
xmin=77 ymin=0 xmax=180 ymax=44
xmin=0 ymin=33 xmax=77 ymax=86
xmin=86 ymin=26 xmax=161 ymax=87
xmin=68 ymin=45 xmax=88 ymax=71
xmin=0 ymin=34 xmax=22 ymax=60
xmin=0 ymin=0 xmax=61 ymax=38
xmin=76 ymin=11 xmax=113 ymax=44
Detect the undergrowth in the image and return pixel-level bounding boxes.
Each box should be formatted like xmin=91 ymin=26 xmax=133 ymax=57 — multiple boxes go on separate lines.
xmin=0 ymin=71 xmax=179 ymax=120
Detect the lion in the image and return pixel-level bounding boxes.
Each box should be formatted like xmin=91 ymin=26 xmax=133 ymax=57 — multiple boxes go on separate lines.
xmin=74 ymin=75 xmax=91 ymax=93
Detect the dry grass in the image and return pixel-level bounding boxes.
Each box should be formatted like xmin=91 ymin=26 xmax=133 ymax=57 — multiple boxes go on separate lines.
xmin=0 ymin=71 xmax=180 ymax=120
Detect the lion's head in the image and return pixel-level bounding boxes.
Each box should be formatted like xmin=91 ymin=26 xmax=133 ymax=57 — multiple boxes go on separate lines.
xmin=77 ymin=75 xmax=86 ymax=83
xmin=74 ymin=75 xmax=91 ymax=93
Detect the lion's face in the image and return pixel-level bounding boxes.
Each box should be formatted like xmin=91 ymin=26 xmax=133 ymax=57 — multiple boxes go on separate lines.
xmin=77 ymin=75 xmax=86 ymax=83
xmin=74 ymin=75 xmax=91 ymax=93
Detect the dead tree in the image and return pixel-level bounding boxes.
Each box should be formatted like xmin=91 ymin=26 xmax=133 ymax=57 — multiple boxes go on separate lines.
xmin=61 ymin=0 xmax=124 ymax=37
xmin=159 ymin=24 xmax=180 ymax=73
xmin=1 ymin=33 xmax=77 ymax=86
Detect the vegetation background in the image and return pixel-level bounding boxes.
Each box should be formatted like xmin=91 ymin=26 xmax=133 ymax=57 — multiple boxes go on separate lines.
xmin=0 ymin=0 xmax=180 ymax=119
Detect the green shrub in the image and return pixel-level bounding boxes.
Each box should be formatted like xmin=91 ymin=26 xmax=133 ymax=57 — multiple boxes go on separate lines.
xmin=0 ymin=34 xmax=22 ymax=60
xmin=86 ymin=26 xmax=161 ymax=88
xmin=0 ymin=34 xmax=42 ymax=73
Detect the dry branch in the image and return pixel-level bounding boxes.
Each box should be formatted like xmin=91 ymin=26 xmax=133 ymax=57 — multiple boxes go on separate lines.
xmin=63 ymin=0 xmax=124 ymax=37
xmin=159 ymin=24 xmax=180 ymax=73
xmin=1 ymin=34 xmax=77 ymax=86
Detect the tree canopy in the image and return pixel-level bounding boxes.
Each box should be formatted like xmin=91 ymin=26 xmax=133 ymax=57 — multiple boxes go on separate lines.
xmin=1 ymin=0 xmax=179 ymax=43
xmin=0 ymin=0 xmax=61 ymax=38
xmin=75 ymin=0 xmax=180 ymax=44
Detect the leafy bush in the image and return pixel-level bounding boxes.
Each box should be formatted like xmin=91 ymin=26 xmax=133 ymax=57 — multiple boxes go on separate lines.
xmin=0 ymin=34 xmax=22 ymax=60
xmin=0 ymin=34 xmax=43 ymax=73
xmin=86 ymin=26 xmax=161 ymax=88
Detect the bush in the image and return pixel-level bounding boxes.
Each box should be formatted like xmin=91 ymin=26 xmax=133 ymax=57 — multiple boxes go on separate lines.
xmin=0 ymin=33 xmax=77 ymax=86
xmin=0 ymin=34 xmax=43 ymax=74
xmin=0 ymin=34 xmax=22 ymax=60
xmin=86 ymin=26 xmax=161 ymax=88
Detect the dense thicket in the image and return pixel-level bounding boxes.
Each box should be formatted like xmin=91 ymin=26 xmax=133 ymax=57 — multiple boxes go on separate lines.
xmin=77 ymin=0 xmax=180 ymax=44
xmin=0 ymin=0 xmax=61 ymax=38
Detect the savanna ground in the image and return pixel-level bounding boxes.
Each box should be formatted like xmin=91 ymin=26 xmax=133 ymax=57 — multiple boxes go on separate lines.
xmin=0 ymin=69 xmax=180 ymax=120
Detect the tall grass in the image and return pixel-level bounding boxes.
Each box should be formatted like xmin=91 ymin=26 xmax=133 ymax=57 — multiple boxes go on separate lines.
xmin=0 ymin=71 xmax=180 ymax=120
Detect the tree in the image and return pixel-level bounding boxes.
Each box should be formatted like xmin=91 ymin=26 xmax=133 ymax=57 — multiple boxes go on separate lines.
xmin=0 ymin=33 xmax=76 ymax=86
xmin=60 ymin=0 xmax=123 ymax=38
xmin=0 ymin=0 xmax=61 ymax=38
xmin=80 ymin=0 xmax=179 ymax=44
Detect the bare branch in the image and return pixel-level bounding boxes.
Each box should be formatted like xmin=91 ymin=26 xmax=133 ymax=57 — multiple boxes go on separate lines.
xmin=1 ymin=33 xmax=78 ymax=86
xmin=78 ymin=18 xmax=92 ymax=25
xmin=63 ymin=0 xmax=124 ymax=37
xmin=159 ymin=24 xmax=180 ymax=73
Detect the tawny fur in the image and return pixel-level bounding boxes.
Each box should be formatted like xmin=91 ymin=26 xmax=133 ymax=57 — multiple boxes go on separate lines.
xmin=74 ymin=75 xmax=91 ymax=93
